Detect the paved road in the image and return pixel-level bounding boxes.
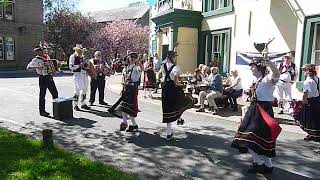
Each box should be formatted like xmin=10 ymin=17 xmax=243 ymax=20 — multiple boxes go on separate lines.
xmin=0 ymin=75 xmax=319 ymax=180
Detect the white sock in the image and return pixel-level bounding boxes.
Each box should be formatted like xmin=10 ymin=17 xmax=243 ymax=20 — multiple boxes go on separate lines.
xmin=166 ymin=123 xmax=172 ymax=136
xmin=129 ymin=115 xmax=137 ymax=126
xmin=122 ymin=112 xmax=128 ymax=124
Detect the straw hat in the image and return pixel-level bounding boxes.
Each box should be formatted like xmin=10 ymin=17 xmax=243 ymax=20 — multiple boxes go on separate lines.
xmin=73 ymin=44 xmax=85 ymax=51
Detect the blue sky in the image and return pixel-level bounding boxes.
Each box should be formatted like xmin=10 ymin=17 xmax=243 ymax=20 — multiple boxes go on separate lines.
xmin=79 ymin=0 xmax=156 ymax=12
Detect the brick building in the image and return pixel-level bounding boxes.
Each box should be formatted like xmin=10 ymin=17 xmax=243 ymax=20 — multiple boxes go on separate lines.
xmin=0 ymin=0 xmax=43 ymax=70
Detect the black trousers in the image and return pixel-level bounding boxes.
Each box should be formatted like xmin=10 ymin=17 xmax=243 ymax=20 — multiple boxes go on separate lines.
xmin=90 ymin=75 xmax=106 ymax=103
xmin=224 ymin=89 xmax=243 ymax=109
xmin=39 ymin=75 xmax=58 ymax=113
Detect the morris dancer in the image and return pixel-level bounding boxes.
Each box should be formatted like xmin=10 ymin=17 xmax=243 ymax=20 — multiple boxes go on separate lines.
xmin=161 ymin=51 xmax=194 ymax=140
xmin=27 ymin=43 xmax=58 ymax=117
xmin=275 ymin=53 xmax=296 ymax=114
xmin=231 ymin=57 xmax=281 ymax=174
xmin=89 ymin=51 xmax=109 ymax=106
xmin=69 ymin=44 xmax=91 ymax=111
xmin=116 ymin=52 xmax=142 ymax=132
xmin=299 ymin=64 xmax=320 ymax=142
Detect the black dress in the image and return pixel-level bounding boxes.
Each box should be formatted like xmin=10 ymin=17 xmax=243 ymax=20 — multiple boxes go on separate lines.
xmin=231 ymin=79 xmax=282 ymax=158
xmin=161 ymin=64 xmax=194 ymax=123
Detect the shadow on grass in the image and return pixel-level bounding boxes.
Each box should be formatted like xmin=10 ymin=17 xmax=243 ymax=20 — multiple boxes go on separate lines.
xmin=0 ymin=128 xmax=137 ymax=180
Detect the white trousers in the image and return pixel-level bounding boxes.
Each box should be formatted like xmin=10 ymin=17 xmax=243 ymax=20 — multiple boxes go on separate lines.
xmin=275 ymin=82 xmax=292 ymax=109
xmin=248 ymin=149 xmax=273 ymax=168
xmin=73 ymin=72 xmax=89 ymax=106
xmin=199 ymin=91 xmax=222 ymax=110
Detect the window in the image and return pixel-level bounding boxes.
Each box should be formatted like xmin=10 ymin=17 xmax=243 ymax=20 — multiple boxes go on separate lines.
xmin=0 ymin=0 xmax=14 ymax=20
xmin=203 ymin=0 xmax=232 ymax=13
xmin=5 ymin=37 xmax=14 ymax=60
xmin=203 ymin=29 xmax=231 ymax=75
xmin=311 ymin=23 xmax=320 ymax=66
xmin=0 ymin=37 xmax=3 ymax=60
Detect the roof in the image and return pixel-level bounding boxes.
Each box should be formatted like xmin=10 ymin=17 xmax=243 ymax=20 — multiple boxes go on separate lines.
xmin=90 ymin=5 xmax=150 ymax=23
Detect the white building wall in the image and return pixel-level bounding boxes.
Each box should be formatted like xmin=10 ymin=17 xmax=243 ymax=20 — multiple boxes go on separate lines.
xmin=201 ymin=0 xmax=320 ymax=99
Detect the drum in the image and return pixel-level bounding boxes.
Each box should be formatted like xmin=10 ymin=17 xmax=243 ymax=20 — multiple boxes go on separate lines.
xmin=88 ymin=62 xmax=97 ymax=79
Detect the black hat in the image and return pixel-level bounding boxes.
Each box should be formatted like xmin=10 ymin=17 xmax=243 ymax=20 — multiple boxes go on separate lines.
xmin=167 ymin=51 xmax=177 ymax=58
xmin=249 ymin=57 xmax=264 ymax=66
xmin=127 ymin=52 xmax=139 ymax=59
xmin=33 ymin=42 xmax=46 ymax=51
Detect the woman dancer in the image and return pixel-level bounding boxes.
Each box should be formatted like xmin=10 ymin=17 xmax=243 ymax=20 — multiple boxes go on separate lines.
xmin=231 ymin=57 xmax=281 ymax=174
xmin=161 ymin=51 xmax=194 ymax=140
xmin=299 ymin=64 xmax=320 ymax=142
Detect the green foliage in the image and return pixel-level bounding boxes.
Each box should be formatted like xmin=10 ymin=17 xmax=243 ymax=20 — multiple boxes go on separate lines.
xmin=1 ymin=0 xmax=9 ymax=7
xmin=0 ymin=129 xmax=138 ymax=180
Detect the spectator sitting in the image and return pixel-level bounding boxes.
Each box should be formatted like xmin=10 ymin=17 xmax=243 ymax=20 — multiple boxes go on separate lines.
xmin=196 ymin=67 xmax=223 ymax=115
xmin=201 ymin=65 xmax=209 ymax=80
xmin=190 ymin=68 xmax=202 ymax=85
xmin=223 ymin=70 xmax=243 ymax=111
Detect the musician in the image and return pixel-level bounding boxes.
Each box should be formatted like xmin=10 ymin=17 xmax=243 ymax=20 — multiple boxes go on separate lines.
xmin=115 ymin=52 xmax=142 ymax=132
xmin=69 ymin=44 xmax=91 ymax=111
xmin=143 ymin=56 xmax=156 ymax=98
xmin=26 ymin=43 xmax=58 ymax=117
xmin=161 ymin=51 xmax=194 ymax=140
xmin=89 ymin=51 xmax=109 ymax=106
xmin=223 ymin=70 xmax=243 ymax=111
xmin=275 ymin=53 xmax=296 ymax=114
xmin=231 ymin=57 xmax=280 ymax=174
xmin=299 ymin=64 xmax=320 ymax=142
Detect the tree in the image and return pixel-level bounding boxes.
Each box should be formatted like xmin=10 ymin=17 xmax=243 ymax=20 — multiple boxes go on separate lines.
xmin=44 ymin=0 xmax=79 ymax=19
xmin=44 ymin=9 xmax=98 ymax=60
xmin=90 ymin=20 xmax=149 ymax=59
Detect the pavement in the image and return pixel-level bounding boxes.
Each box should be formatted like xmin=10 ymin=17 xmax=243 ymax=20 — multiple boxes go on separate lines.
xmin=0 ymin=73 xmax=319 ymax=180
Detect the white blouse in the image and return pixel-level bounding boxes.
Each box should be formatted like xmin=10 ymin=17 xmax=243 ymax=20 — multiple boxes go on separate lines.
xmin=160 ymin=61 xmax=181 ymax=82
xmin=255 ymin=74 xmax=277 ymax=102
xmin=303 ymin=76 xmax=320 ymax=98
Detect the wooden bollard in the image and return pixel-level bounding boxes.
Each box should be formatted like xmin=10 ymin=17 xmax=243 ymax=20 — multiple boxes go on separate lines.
xmin=42 ymin=129 xmax=53 ymax=149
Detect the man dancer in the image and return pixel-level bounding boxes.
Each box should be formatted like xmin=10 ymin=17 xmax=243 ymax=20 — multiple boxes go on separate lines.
xmin=89 ymin=51 xmax=109 ymax=106
xmin=275 ymin=53 xmax=296 ymax=114
xmin=69 ymin=44 xmax=91 ymax=111
xmin=27 ymin=43 xmax=58 ymax=117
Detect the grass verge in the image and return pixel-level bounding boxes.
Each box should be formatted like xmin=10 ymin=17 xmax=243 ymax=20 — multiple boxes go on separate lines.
xmin=0 ymin=128 xmax=138 ymax=180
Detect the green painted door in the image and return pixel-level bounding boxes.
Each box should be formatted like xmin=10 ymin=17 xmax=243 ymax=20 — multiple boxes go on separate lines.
xmin=162 ymin=45 xmax=169 ymax=60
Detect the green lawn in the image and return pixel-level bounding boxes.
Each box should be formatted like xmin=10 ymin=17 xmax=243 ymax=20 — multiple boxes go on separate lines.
xmin=0 ymin=128 xmax=138 ymax=180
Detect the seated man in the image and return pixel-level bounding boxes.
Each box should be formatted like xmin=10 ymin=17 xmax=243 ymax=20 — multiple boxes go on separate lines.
xmin=223 ymin=70 xmax=243 ymax=111
xmin=196 ymin=67 xmax=223 ymax=115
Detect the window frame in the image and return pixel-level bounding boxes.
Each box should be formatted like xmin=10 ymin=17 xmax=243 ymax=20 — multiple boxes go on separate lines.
xmin=202 ymin=0 xmax=233 ymax=17
xmin=4 ymin=36 xmax=15 ymax=61
xmin=1 ymin=0 xmax=15 ymax=21
xmin=203 ymin=28 xmax=231 ymax=75
xmin=0 ymin=37 xmax=4 ymax=60
xmin=311 ymin=23 xmax=320 ymax=65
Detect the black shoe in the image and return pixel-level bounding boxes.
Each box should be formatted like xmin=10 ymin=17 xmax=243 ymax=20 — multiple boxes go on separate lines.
xmin=74 ymin=106 xmax=80 ymax=111
xmin=89 ymin=102 xmax=94 ymax=106
xmin=40 ymin=111 xmax=50 ymax=117
xmin=126 ymin=125 xmax=138 ymax=132
xmin=99 ymin=101 xmax=108 ymax=106
xmin=120 ymin=122 xmax=128 ymax=131
xmin=196 ymin=108 xmax=205 ymax=112
xmin=177 ymin=119 xmax=185 ymax=125
xmin=81 ymin=105 xmax=91 ymax=110
xmin=166 ymin=134 xmax=174 ymax=141
xmin=256 ymin=164 xmax=273 ymax=174
xmin=247 ymin=165 xmax=258 ymax=174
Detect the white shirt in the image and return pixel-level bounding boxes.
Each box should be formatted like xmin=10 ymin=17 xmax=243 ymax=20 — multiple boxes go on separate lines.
xmin=27 ymin=55 xmax=53 ymax=75
xmin=227 ymin=75 xmax=242 ymax=90
xmin=126 ymin=64 xmax=142 ymax=83
xmin=255 ymin=74 xmax=277 ymax=101
xmin=154 ymin=58 xmax=161 ymax=71
xmin=160 ymin=61 xmax=181 ymax=82
xmin=69 ymin=54 xmax=88 ymax=74
xmin=303 ymin=76 xmax=320 ymax=98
